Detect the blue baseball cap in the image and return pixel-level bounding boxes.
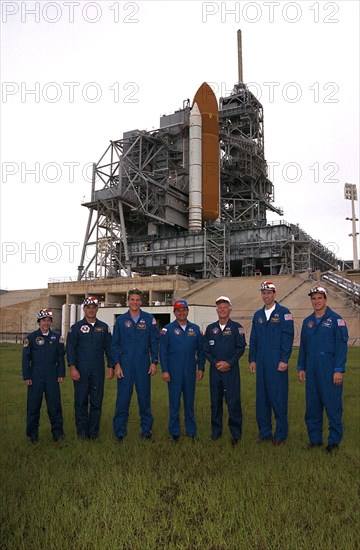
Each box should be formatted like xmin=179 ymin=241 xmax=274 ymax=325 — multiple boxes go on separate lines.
xmin=173 ymin=299 xmax=189 ymax=309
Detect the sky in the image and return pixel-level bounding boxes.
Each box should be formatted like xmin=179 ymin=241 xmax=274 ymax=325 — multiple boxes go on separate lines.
xmin=1 ymin=0 xmax=359 ymax=290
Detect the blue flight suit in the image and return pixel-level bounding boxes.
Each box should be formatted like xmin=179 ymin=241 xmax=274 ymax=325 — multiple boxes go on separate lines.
xmin=204 ymin=319 xmax=246 ymax=440
xmin=66 ymin=318 xmax=112 ymax=438
xmin=297 ymin=306 xmax=348 ymax=446
xmin=111 ymin=310 xmax=159 ymax=438
xmin=160 ymin=320 xmax=205 ymax=437
xmin=249 ymin=302 xmax=294 ymax=442
xmin=22 ymin=329 xmax=65 ymax=441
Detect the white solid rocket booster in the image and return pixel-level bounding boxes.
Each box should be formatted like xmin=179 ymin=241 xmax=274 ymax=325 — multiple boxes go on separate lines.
xmin=61 ymin=303 xmax=67 ymax=339
xmin=188 ymin=102 xmax=202 ymax=231
xmin=70 ymin=303 xmax=77 ymax=327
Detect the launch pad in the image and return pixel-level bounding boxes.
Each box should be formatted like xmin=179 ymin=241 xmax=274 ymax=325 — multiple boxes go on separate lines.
xmin=77 ymin=33 xmax=338 ymax=281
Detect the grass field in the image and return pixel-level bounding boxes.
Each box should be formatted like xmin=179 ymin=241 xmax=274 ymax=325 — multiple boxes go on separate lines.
xmin=1 ymin=344 xmax=359 ymax=550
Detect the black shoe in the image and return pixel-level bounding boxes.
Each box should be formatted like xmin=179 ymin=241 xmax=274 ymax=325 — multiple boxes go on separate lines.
xmin=53 ymin=434 xmax=64 ymax=442
xmin=116 ymin=436 xmax=124 ymax=443
xmin=141 ymin=433 xmax=153 ymax=442
xmin=187 ymin=435 xmax=196 ymax=441
xmin=231 ymin=437 xmax=240 ymax=447
xmin=307 ymin=442 xmax=323 ymax=450
xmin=256 ymin=436 xmax=273 ymax=443
xmin=171 ymin=435 xmax=180 ymax=444
xmin=89 ymin=435 xmax=99 ymax=441
xmin=325 ymin=444 xmax=339 ymax=453
xmin=29 ymin=436 xmax=38 ymax=444
xmin=209 ymin=434 xmax=221 ymax=441
xmin=272 ymin=439 xmax=285 ymax=446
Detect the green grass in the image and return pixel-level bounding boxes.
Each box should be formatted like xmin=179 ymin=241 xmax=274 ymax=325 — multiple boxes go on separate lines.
xmin=1 ymin=345 xmax=359 ymax=550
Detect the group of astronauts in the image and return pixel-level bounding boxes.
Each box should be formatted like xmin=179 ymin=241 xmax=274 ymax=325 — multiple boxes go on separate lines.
xmin=22 ymin=282 xmax=348 ymax=453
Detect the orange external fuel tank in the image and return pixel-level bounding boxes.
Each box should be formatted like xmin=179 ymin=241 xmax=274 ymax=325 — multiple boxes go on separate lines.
xmin=192 ymin=82 xmax=220 ymax=222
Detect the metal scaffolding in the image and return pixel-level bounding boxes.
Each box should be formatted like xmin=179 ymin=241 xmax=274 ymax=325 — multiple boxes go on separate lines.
xmin=219 ymin=82 xmax=282 ymax=227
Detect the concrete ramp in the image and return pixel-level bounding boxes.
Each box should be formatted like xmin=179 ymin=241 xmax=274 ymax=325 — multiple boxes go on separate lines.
xmin=0 ymin=289 xmax=46 ymax=308
xmin=0 ymin=288 xmax=49 ymax=338
xmin=176 ymin=274 xmax=359 ymax=346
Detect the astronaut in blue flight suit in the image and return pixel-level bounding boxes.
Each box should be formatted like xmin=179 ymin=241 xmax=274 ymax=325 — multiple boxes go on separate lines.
xmin=111 ymin=288 xmax=159 ymax=441
xmin=22 ymin=309 xmax=65 ymax=443
xmin=204 ymin=296 xmax=246 ymax=445
xmin=160 ymin=300 xmax=205 ymax=442
xmin=297 ymin=286 xmax=348 ymax=453
xmin=249 ymin=281 xmax=294 ymax=445
xmin=67 ymin=297 xmax=113 ymax=439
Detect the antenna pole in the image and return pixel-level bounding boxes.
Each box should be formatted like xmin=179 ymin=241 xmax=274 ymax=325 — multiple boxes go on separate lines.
xmin=237 ymin=29 xmax=243 ymax=83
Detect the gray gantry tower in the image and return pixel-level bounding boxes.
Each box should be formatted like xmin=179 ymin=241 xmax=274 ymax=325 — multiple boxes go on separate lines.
xmin=77 ymin=31 xmax=337 ymax=281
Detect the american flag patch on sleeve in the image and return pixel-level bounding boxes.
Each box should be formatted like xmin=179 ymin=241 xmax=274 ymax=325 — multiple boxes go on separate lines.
xmin=284 ymin=313 xmax=293 ymax=321
xmin=337 ymin=319 xmax=346 ymax=326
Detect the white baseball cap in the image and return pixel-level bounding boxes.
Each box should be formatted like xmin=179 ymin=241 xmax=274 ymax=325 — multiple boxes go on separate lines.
xmin=215 ymin=296 xmax=232 ymax=306
xmin=308 ymin=286 xmax=327 ymax=298
xmin=260 ymin=281 xmax=276 ymax=292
